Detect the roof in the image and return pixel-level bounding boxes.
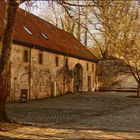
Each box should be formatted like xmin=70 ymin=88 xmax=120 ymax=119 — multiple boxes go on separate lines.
xmin=0 ymin=2 xmax=97 ymax=62
xmin=89 ymin=46 xmax=103 ymax=59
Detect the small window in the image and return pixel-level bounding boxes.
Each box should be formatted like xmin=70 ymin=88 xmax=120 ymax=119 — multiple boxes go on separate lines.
xmin=41 ymin=33 xmax=48 ymax=40
xmin=92 ymin=64 xmax=94 ymax=72
xmin=23 ymin=50 xmax=28 ymax=62
xmin=23 ymin=26 xmax=32 ymax=35
xmin=38 ymin=53 xmax=43 ymax=64
xmin=55 ymin=56 xmax=59 ymax=67
xmin=87 ymin=63 xmax=89 ymax=71
xmin=65 ymin=58 xmax=68 ymax=69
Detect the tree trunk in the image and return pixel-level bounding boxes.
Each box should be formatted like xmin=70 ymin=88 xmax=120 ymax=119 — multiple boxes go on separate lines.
xmin=76 ymin=0 xmax=81 ymax=42
xmin=84 ymin=1 xmax=88 ymax=46
xmin=137 ymin=82 xmax=140 ymax=97
xmin=0 ymin=74 xmax=10 ymax=122
xmin=0 ymin=0 xmax=19 ymax=122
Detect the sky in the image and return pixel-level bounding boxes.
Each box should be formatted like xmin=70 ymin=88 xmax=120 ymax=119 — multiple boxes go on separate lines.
xmin=19 ymin=1 xmax=47 ymax=16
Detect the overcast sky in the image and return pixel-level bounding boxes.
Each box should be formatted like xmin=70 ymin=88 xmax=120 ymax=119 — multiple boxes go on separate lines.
xmin=19 ymin=1 xmax=47 ymax=16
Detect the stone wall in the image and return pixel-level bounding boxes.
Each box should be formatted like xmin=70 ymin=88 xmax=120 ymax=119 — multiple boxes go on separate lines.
xmin=97 ymin=59 xmax=137 ymax=90
xmin=9 ymin=44 xmax=96 ymax=101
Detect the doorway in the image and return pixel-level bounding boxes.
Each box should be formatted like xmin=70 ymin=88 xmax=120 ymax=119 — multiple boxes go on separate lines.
xmin=73 ymin=64 xmax=83 ymax=92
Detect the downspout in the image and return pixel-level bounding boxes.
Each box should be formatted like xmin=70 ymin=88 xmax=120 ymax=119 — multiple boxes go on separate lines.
xmin=28 ymin=47 xmax=31 ymax=100
xmin=63 ymin=55 xmax=69 ymax=93
xmin=95 ymin=61 xmax=99 ymax=91
xmin=63 ymin=56 xmax=66 ymax=94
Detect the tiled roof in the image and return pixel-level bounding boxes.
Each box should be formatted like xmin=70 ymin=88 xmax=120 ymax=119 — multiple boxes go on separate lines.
xmin=0 ymin=2 xmax=97 ymax=62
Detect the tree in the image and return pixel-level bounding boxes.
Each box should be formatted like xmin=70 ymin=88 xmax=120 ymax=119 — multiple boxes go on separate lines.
xmin=0 ymin=0 xmax=27 ymax=122
xmin=89 ymin=0 xmax=140 ymax=96
xmin=89 ymin=0 xmax=133 ymax=59
xmin=116 ymin=5 xmax=140 ymax=97
xmin=38 ymin=2 xmax=76 ymax=37
xmin=38 ymin=0 xmax=95 ymax=47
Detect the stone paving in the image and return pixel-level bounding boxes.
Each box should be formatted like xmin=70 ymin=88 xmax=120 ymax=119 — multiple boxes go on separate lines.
xmin=1 ymin=91 xmax=140 ymax=139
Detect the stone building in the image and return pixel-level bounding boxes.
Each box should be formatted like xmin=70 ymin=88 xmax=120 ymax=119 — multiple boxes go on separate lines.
xmin=0 ymin=2 xmax=97 ymax=101
xmin=90 ymin=45 xmax=137 ymax=91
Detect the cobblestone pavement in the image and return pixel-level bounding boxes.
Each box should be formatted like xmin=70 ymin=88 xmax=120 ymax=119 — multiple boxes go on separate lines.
xmin=1 ymin=91 xmax=140 ymax=139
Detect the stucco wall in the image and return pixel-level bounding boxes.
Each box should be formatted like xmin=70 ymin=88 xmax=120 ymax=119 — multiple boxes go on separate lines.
xmin=9 ymin=44 xmax=96 ymax=101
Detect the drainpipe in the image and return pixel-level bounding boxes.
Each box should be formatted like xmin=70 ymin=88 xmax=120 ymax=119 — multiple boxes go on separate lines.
xmin=28 ymin=47 xmax=31 ymax=100
xmin=95 ymin=63 xmax=99 ymax=91
xmin=63 ymin=56 xmax=66 ymax=94
xmin=63 ymin=55 xmax=68 ymax=93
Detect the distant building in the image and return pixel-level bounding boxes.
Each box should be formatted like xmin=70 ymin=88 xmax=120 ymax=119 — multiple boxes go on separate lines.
xmin=0 ymin=2 xmax=97 ymax=101
xmin=89 ymin=44 xmax=138 ymax=91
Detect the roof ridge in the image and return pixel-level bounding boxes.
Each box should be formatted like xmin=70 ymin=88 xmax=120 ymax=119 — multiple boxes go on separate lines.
xmin=0 ymin=1 xmax=97 ymax=62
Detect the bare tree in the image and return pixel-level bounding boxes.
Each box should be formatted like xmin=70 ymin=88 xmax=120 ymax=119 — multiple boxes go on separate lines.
xmin=89 ymin=0 xmax=140 ymax=96
xmin=89 ymin=0 xmax=133 ymax=59
xmin=38 ymin=0 xmax=95 ymax=47
xmin=116 ymin=5 xmax=140 ymax=96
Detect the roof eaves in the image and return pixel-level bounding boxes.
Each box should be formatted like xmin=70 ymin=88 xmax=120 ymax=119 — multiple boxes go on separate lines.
xmin=13 ymin=40 xmax=98 ymax=63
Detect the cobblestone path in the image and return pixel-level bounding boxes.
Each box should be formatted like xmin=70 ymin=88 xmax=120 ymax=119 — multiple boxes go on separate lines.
xmin=3 ymin=91 xmax=140 ymax=139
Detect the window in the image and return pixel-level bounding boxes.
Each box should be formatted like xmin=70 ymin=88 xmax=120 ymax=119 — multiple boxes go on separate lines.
xmin=87 ymin=63 xmax=89 ymax=71
xmin=40 ymin=33 xmax=48 ymax=40
xmin=38 ymin=53 xmax=43 ymax=64
xmin=23 ymin=50 xmax=28 ymax=62
xmin=55 ymin=56 xmax=59 ymax=67
xmin=23 ymin=26 xmax=32 ymax=35
xmin=92 ymin=64 xmax=94 ymax=72
xmin=65 ymin=58 xmax=68 ymax=69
